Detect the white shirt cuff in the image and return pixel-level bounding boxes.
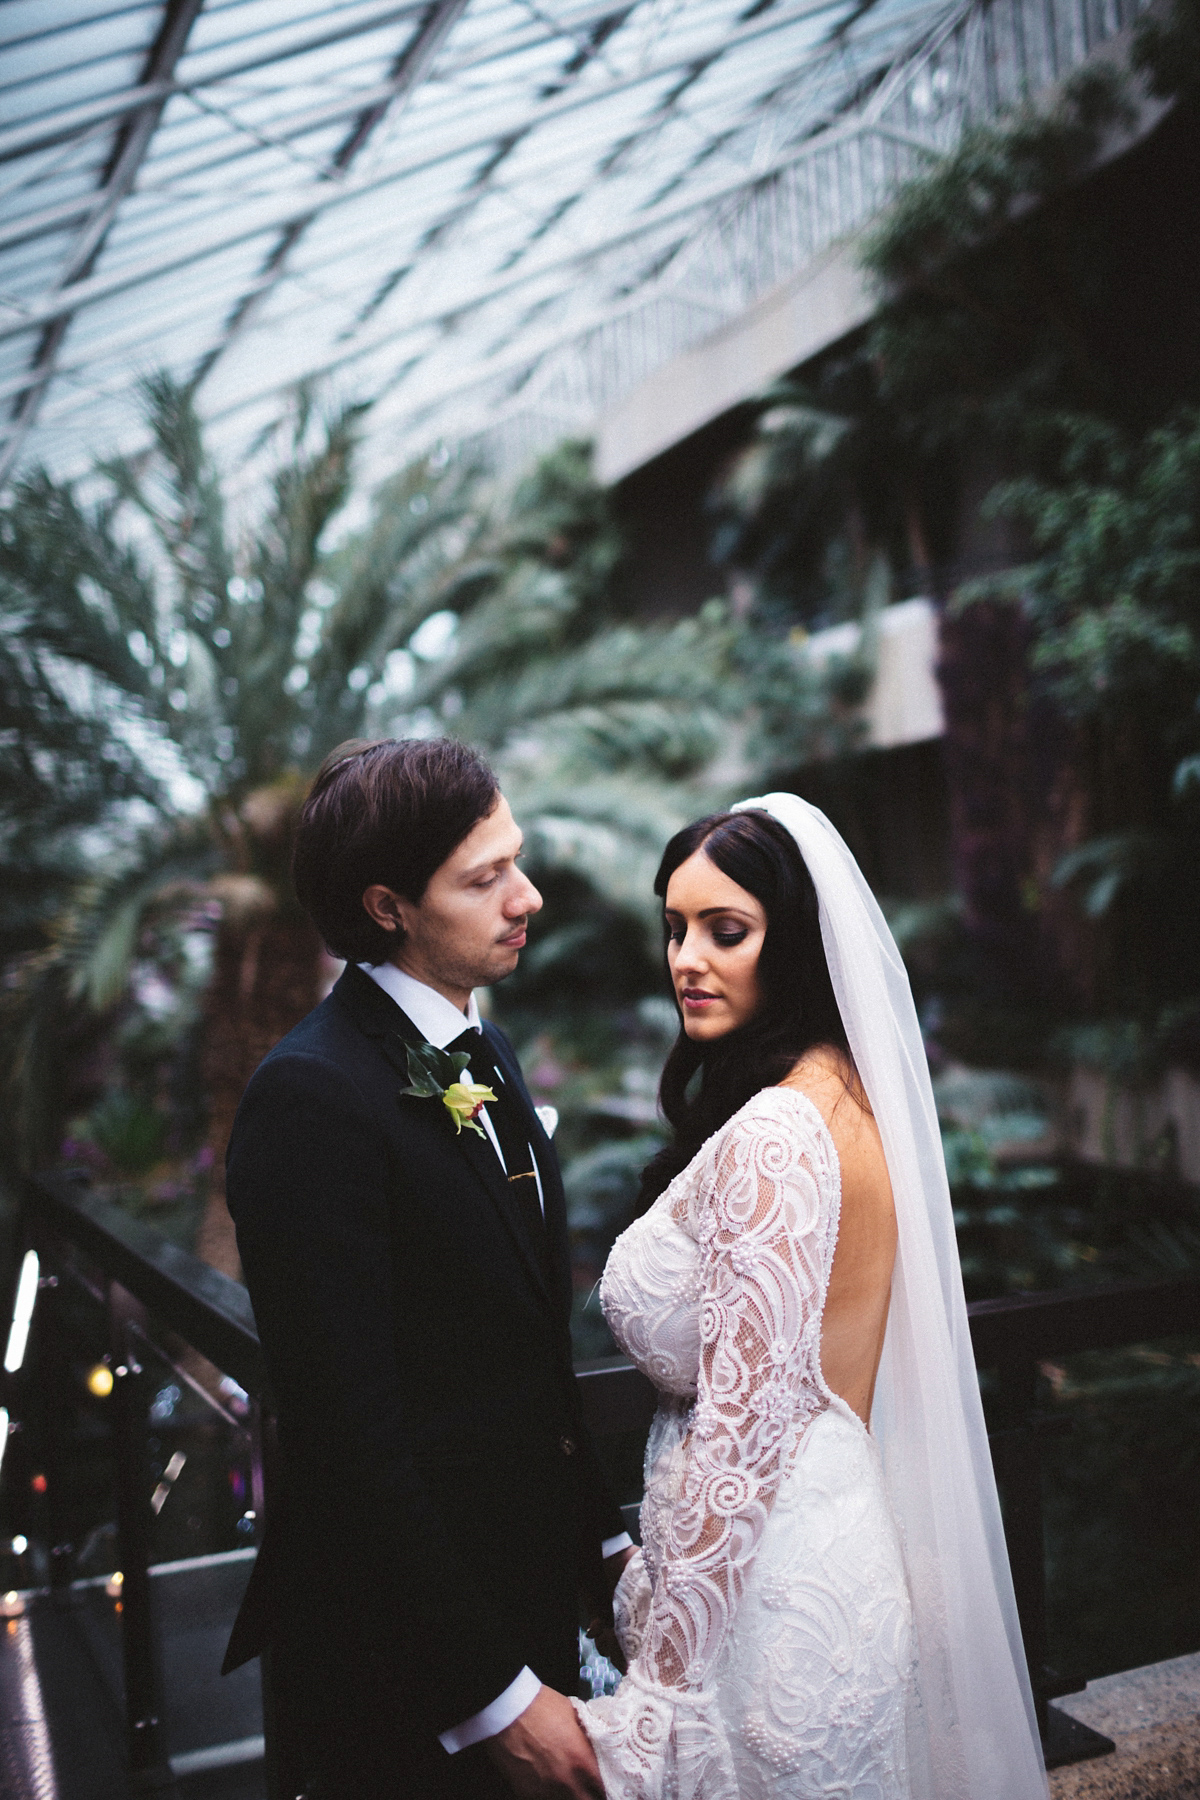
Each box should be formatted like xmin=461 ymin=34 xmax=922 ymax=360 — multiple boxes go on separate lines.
xmin=438 ymin=1666 xmax=542 ymax=1753
xmin=601 ymin=1532 xmax=634 ymax=1559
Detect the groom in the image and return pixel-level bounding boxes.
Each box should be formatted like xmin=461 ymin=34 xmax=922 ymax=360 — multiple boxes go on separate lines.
xmin=222 ymin=737 xmax=631 ymax=1798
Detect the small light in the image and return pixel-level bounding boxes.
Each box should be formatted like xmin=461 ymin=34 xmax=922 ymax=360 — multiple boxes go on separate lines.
xmin=4 ymin=1251 xmax=39 ymax=1373
xmin=0 ymin=1591 xmax=25 ymax=1618
xmin=86 ymin=1364 xmax=114 ymax=1399
xmin=30 ymin=1473 xmax=47 ymax=1495
xmin=105 ymin=1572 xmax=123 ymax=1599
xmin=150 ymin=1449 xmax=186 ymax=1515
xmin=10 ymin=1537 xmax=27 ymax=1556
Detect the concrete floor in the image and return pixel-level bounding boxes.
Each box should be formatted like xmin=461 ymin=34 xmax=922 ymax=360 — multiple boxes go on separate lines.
xmin=1052 ymin=1653 xmax=1200 ymax=1799
xmin=4 ymin=1572 xmax=1195 ymax=1800
xmin=0 ymin=1583 xmax=265 ymax=1800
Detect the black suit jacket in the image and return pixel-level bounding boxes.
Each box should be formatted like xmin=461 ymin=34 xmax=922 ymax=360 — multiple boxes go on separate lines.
xmin=222 ymin=964 xmax=624 ymax=1741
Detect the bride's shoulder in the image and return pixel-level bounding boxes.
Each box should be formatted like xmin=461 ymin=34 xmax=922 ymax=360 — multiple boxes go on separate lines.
xmin=778 ymin=1046 xmax=867 ymax=1122
xmin=715 ymin=1079 xmax=834 ymax=1155
xmin=777 ymin=1047 xmax=883 ymax=1178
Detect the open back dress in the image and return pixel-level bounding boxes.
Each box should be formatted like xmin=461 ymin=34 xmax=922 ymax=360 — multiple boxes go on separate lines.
xmin=578 ymin=1084 xmax=914 ymax=1800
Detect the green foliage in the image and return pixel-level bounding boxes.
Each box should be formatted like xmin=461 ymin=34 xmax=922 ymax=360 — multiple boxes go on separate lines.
xmin=0 ymin=378 xmax=482 ymax=1167
xmin=709 ymin=367 xmax=940 ymax=617
xmin=1051 ymin=1002 xmax=1200 ymax=1089
xmin=87 ymin=1090 xmax=169 ymax=1175
xmin=1042 ymin=1342 xmax=1200 ymax=1677
xmin=860 ymin=66 xmax=1134 ymax=449
xmin=375 ymin=438 xmax=738 ymax=924
xmin=1132 ymin=0 xmax=1200 ymax=102
xmin=863 ymin=66 xmax=1130 ymax=291
xmin=1 ymin=403 xmax=738 ymax=1173
xmin=958 ymin=410 xmax=1200 ymax=1018
xmin=708 ymin=365 xmax=923 ymax=782
xmin=980 ymin=411 xmax=1200 ymax=730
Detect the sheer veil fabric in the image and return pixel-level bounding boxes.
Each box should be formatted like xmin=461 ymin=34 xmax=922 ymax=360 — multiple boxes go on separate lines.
xmin=728 ymin=793 xmax=1047 ymax=1799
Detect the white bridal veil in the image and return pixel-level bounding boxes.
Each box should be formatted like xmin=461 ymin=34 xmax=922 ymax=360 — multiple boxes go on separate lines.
xmin=732 ymin=793 xmax=1048 ymax=1800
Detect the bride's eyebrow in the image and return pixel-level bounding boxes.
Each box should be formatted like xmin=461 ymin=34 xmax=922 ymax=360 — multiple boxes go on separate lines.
xmin=663 ymin=904 xmax=754 ymax=919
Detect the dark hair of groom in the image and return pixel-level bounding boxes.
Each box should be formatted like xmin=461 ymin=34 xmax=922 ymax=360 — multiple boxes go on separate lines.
xmin=293 ymin=736 xmax=500 ymax=962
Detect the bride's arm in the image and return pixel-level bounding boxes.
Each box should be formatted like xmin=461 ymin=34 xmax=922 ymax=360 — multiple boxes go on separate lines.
xmin=577 ymin=1098 xmax=833 ymax=1798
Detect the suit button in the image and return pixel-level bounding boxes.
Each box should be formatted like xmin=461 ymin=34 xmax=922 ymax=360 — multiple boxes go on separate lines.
xmin=559 ymin=1435 xmax=576 ymax=1456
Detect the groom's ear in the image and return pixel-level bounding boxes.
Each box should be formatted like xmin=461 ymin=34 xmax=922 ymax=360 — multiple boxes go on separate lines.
xmin=361 ymin=883 xmax=410 ymax=941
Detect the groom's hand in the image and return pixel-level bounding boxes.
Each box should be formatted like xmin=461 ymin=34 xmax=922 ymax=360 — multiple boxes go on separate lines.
xmin=486 ymin=1686 xmax=605 ymax=1797
xmin=582 ymin=1543 xmax=638 ymax=1673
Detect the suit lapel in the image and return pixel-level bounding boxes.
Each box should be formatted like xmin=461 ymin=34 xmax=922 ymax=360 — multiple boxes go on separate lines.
xmin=332 ymin=967 xmax=554 ymax=1313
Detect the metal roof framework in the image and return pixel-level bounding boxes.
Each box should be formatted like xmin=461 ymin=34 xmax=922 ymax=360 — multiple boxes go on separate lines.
xmin=0 ymin=0 xmax=1145 ymax=489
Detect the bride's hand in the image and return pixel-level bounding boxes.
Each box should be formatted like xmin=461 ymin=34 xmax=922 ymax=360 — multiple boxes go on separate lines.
xmin=486 ymin=1685 xmax=606 ymax=1798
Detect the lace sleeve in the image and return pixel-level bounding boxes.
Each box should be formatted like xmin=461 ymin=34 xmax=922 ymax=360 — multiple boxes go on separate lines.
xmin=576 ymin=1092 xmax=839 ymax=1799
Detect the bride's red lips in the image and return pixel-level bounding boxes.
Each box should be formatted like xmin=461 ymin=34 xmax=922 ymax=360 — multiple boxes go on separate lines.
xmin=681 ymin=988 xmax=719 ymax=1007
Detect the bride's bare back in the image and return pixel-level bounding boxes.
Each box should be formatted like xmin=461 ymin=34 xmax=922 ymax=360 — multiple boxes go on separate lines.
xmin=781 ymin=1049 xmax=896 ymax=1426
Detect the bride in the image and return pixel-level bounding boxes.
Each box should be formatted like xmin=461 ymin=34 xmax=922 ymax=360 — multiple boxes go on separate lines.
xmin=574 ymin=796 xmax=1048 ymax=1800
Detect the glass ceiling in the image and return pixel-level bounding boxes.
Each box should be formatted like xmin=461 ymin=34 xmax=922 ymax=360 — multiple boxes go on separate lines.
xmin=0 ymin=0 xmax=1140 ymax=488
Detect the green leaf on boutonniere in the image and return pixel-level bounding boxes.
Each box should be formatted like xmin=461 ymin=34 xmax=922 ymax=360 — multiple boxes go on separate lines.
xmin=397 ymin=1039 xmax=471 ymax=1100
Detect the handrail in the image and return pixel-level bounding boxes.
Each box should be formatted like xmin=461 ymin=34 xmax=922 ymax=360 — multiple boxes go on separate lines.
xmin=15 ymin=1168 xmax=1200 ymax=1782
xmin=31 ymin=1167 xmax=1199 ymax=1394
xmin=23 ymin=1166 xmax=1200 ymax=1429
xmin=966 ymin=1275 xmax=1200 ymax=1362
xmin=25 ymin=1171 xmax=264 ymax=1394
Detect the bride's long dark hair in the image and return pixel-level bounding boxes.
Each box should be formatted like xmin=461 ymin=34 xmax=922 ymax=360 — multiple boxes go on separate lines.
xmin=635 ymin=808 xmax=857 ymax=1215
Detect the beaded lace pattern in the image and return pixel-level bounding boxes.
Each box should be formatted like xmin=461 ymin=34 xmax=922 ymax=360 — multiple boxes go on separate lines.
xmin=576 ymin=1086 xmax=913 ymax=1799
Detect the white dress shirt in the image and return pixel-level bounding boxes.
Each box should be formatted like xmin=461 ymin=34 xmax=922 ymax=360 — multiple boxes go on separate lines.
xmin=359 ymin=962 xmax=631 ymax=1749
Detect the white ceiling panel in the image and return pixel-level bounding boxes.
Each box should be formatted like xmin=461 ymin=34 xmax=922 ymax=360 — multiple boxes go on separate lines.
xmin=0 ymin=0 xmax=1145 ymax=488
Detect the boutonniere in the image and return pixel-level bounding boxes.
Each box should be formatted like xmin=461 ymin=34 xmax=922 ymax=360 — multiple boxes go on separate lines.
xmin=397 ymin=1039 xmax=496 ymax=1136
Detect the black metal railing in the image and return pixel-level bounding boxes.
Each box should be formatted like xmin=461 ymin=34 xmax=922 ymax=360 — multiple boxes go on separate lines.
xmin=9 ymin=1173 xmax=272 ymax=1796
xmin=6 ymin=1169 xmax=1200 ymax=1792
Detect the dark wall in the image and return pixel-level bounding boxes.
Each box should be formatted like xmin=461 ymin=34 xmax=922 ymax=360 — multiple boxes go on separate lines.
xmin=610 ymin=404 xmax=755 ymax=618
xmin=610 ymin=99 xmax=1200 ymax=614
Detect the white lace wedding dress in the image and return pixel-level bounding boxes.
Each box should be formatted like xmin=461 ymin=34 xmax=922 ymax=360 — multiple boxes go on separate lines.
xmin=575 ymin=1084 xmax=915 ymax=1800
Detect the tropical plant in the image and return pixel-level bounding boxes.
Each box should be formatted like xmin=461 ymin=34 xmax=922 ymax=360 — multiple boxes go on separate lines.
xmin=377 ymin=439 xmax=739 ymax=937
xmin=0 ymin=376 xmax=484 ymax=1268
xmin=961 ymin=408 xmax=1200 ymax=1046
xmin=859 ymin=63 xmax=1136 ymax=455
xmin=710 ymin=375 xmax=940 ymax=625
xmin=730 ymin=21 xmax=1200 ymax=1069
xmin=1 ymin=397 xmax=744 ymax=1276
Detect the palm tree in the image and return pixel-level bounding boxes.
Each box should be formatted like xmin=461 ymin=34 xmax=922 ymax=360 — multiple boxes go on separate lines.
xmin=0 ymin=377 xmax=482 ymax=1270
xmin=2 ymin=405 xmax=739 ymax=1278
xmin=382 ymin=439 xmax=738 ymax=941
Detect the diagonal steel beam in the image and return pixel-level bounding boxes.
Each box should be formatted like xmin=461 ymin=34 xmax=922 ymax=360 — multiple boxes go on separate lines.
xmin=3 ymin=102 xmax=943 ymax=452
xmin=0 ymin=0 xmax=652 ymax=172
xmin=0 ymin=0 xmax=931 ymax=352
xmin=0 ymin=0 xmax=206 ymax=488
xmin=0 ymin=0 xmax=853 ymax=183
xmin=190 ymin=0 xmax=471 ymax=389
xmin=0 ymin=3 xmax=428 ymax=168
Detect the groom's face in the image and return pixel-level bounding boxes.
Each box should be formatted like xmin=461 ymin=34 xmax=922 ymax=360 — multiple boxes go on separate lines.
xmin=370 ymin=794 xmax=542 ymax=1004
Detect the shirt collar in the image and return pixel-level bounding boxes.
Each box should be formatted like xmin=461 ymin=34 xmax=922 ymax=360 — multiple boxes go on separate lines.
xmin=358 ymin=961 xmax=481 ymax=1048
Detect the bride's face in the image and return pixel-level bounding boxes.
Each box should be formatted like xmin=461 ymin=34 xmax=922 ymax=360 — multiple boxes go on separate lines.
xmin=664 ymin=849 xmax=768 ymax=1042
